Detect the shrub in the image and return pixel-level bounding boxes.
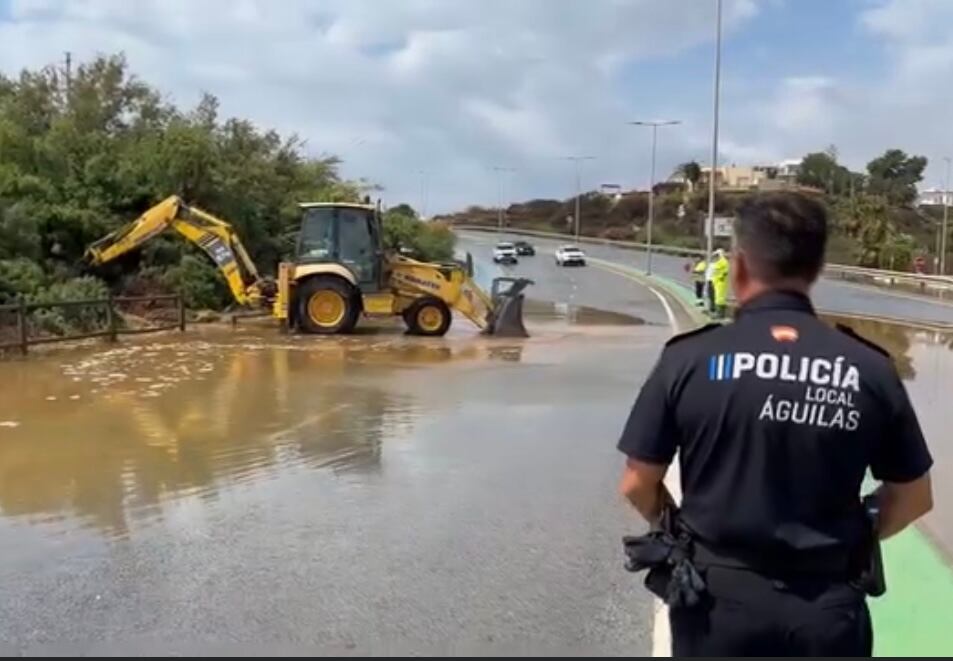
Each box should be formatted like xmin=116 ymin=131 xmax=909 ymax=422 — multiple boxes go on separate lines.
xmin=159 ymin=254 xmax=231 ymax=310
xmin=29 ymin=276 xmax=110 ymax=335
xmin=0 ymin=258 xmax=47 ymax=303
xmin=382 ymin=211 xmax=456 ymax=262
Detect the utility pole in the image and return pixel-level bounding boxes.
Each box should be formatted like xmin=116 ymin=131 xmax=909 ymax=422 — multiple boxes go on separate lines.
xmin=560 ymin=156 xmax=596 ymax=240
xmin=629 ymin=120 xmax=681 ymax=275
xmin=706 ymin=0 xmax=723 ymax=271
xmin=943 ymin=157 xmax=951 ymax=275
xmin=492 ymin=166 xmax=515 ymax=232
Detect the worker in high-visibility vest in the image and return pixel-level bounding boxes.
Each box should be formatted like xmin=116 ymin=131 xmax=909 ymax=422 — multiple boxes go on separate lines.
xmin=691 ymin=258 xmax=707 ymax=306
xmin=711 ymin=248 xmax=730 ymax=319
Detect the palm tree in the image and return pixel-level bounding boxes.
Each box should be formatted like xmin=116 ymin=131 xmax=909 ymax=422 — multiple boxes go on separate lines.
xmin=673 ymin=161 xmax=703 ymax=192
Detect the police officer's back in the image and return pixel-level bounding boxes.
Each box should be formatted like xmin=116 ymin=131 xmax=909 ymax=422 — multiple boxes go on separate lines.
xmin=617 ymin=193 xmax=933 ymax=657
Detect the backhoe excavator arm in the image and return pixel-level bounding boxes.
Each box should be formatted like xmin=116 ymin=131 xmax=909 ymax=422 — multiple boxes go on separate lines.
xmin=86 ymin=195 xmax=265 ymax=307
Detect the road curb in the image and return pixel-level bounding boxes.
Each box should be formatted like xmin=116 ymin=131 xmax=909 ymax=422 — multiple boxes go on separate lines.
xmin=588 ymin=258 xmax=708 ymax=330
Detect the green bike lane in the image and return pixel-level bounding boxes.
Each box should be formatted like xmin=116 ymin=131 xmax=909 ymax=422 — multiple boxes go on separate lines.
xmin=600 ymin=260 xmax=953 ymax=657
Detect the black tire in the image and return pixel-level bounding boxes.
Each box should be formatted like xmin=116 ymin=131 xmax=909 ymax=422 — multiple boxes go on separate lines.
xmin=404 ymin=297 xmax=452 ymax=337
xmin=296 ymin=276 xmax=360 ymax=335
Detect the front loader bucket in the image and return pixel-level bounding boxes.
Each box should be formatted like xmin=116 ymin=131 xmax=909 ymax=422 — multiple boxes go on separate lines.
xmin=485 ymin=277 xmax=533 ymax=337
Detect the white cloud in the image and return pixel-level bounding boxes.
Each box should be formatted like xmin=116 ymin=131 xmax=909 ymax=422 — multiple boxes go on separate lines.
xmin=2 ymin=0 xmax=765 ymax=212
xmin=720 ymin=0 xmax=953 ymax=186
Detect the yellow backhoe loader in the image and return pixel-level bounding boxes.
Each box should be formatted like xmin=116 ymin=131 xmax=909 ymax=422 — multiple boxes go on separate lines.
xmin=86 ymin=195 xmax=531 ymax=337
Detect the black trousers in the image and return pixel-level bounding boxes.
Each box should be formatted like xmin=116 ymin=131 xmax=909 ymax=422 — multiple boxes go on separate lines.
xmin=670 ymin=566 xmax=873 ymax=657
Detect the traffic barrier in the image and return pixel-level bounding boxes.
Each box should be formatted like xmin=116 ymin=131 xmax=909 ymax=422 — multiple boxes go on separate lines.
xmin=454 ymin=225 xmax=953 ymax=295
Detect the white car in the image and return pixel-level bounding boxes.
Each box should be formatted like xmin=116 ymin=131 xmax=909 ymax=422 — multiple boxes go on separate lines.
xmin=555 ymin=245 xmax=586 ymax=267
xmin=493 ymin=242 xmax=518 ymax=265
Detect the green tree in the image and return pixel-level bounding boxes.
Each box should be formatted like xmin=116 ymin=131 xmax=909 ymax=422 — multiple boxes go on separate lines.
xmin=389 ymin=203 xmax=418 ymax=219
xmin=0 ymin=53 xmax=370 ymax=325
xmin=796 ymin=151 xmax=857 ymax=194
xmin=673 ymin=161 xmax=702 ymax=191
xmin=382 ymin=208 xmax=454 ymax=262
xmin=833 ymin=194 xmax=911 ymax=268
xmin=866 ymin=149 xmax=927 ymax=207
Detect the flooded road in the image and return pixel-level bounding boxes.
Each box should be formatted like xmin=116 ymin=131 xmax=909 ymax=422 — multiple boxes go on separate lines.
xmin=826 ymin=315 xmax=953 ymax=559
xmin=0 ymin=314 xmax=664 ymax=655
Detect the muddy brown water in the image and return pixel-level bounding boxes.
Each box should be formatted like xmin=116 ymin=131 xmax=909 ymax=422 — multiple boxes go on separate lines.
xmin=0 ymin=308 xmax=643 ymax=539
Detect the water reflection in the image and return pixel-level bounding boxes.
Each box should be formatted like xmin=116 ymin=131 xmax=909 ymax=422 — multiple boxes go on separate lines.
xmin=822 ymin=314 xmax=920 ymax=379
xmin=523 ymin=299 xmax=644 ymax=326
xmin=0 ymin=334 xmax=507 ymax=537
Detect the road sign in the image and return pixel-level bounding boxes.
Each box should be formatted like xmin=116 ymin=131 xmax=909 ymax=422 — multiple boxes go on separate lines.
xmin=707 ymin=216 xmax=733 ymax=238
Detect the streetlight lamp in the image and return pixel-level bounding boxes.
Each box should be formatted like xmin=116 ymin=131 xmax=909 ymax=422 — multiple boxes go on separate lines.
xmin=942 ymin=157 xmax=951 ymax=275
xmin=628 ymin=120 xmax=681 ymax=275
xmin=706 ymin=0 xmax=723 ymax=272
xmin=492 ymin=166 xmax=516 ymax=233
xmin=560 ymin=156 xmax=596 ymax=240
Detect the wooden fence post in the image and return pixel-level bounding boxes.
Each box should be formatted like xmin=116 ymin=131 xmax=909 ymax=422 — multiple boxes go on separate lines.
xmin=17 ymin=297 xmax=28 ymax=356
xmin=105 ymin=295 xmax=118 ymax=342
xmin=178 ymin=295 xmax=186 ymax=331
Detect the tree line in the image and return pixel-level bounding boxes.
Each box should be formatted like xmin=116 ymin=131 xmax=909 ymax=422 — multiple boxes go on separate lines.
xmin=0 ymin=54 xmax=452 ymax=323
xmin=672 ymin=146 xmax=936 ymax=270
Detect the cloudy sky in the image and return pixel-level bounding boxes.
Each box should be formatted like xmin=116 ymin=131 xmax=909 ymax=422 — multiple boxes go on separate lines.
xmin=2 ymin=0 xmax=953 ymax=213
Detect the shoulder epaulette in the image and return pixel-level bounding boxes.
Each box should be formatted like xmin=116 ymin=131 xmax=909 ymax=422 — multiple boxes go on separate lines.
xmin=665 ymin=323 xmax=720 ymax=347
xmin=835 ymin=323 xmax=890 ymax=358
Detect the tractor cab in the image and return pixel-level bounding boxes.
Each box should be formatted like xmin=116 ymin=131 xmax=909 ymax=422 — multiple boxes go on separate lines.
xmin=296 ymin=202 xmax=384 ymax=292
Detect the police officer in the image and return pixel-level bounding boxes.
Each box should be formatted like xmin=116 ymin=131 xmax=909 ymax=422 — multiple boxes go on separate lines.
xmin=691 ymin=257 xmax=707 ymax=306
xmin=617 ymin=192 xmax=934 ymax=656
xmin=710 ymin=248 xmax=730 ymax=319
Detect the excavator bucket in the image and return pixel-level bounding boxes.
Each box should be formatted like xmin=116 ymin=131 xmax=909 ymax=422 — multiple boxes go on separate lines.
xmin=485 ymin=277 xmax=533 ymax=337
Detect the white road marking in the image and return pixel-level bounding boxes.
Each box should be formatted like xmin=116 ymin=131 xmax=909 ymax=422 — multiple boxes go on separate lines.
xmin=463 ymin=232 xmax=688 ymax=656
xmin=645 ymin=284 xmax=678 ymax=332
xmin=586 ymin=260 xmax=687 ymax=657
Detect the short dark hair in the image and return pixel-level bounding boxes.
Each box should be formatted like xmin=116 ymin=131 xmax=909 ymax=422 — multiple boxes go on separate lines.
xmin=734 ymin=192 xmax=828 ymax=283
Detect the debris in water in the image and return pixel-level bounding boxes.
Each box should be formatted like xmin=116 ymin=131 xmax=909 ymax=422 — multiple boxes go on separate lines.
xmin=135 ymin=377 xmax=153 ymax=383
xmin=0 ymin=421 xmax=19 ymax=428
xmin=69 ymin=394 xmax=81 ymax=400
xmin=45 ymin=395 xmax=57 ymax=401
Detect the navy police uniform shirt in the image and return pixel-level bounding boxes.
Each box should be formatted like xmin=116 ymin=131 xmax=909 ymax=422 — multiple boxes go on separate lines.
xmin=618 ymin=290 xmax=933 ymax=570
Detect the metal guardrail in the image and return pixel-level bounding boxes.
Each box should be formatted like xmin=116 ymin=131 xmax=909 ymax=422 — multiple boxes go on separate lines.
xmin=454 ymin=224 xmax=705 ymax=258
xmin=0 ymin=294 xmax=186 ymax=355
xmin=454 ymin=224 xmax=953 ymax=292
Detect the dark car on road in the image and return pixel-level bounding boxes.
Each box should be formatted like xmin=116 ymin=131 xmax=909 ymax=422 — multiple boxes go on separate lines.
xmin=514 ymin=240 xmax=536 ymax=256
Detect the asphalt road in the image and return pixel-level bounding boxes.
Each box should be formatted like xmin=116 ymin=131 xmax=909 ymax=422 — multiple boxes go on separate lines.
xmin=0 ymin=311 xmax=668 ymax=654
xmin=464 ymin=232 xmax=953 ymax=325
xmin=464 ymin=238 xmax=672 ymax=329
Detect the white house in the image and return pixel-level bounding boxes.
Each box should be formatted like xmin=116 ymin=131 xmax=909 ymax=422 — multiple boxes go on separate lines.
xmin=917 ymin=188 xmax=952 ymax=207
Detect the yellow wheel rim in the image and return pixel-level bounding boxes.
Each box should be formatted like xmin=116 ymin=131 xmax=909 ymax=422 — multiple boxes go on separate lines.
xmin=308 ymin=290 xmax=346 ymax=327
xmin=417 ymin=305 xmax=444 ymax=332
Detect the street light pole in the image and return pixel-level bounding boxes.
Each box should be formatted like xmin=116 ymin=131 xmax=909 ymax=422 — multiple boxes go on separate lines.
xmin=629 ymin=120 xmax=681 ymax=275
xmin=560 ymin=156 xmax=596 ymax=240
xmin=706 ymin=0 xmax=723 ymax=271
xmin=492 ymin=166 xmax=515 ymax=233
xmin=942 ymin=157 xmax=951 ymax=275
xmin=418 ymin=169 xmax=428 ymax=220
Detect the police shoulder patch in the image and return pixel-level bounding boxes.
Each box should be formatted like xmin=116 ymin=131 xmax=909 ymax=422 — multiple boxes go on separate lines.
xmin=835 ymin=323 xmax=890 ymax=357
xmin=665 ymin=323 xmax=720 ymax=347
